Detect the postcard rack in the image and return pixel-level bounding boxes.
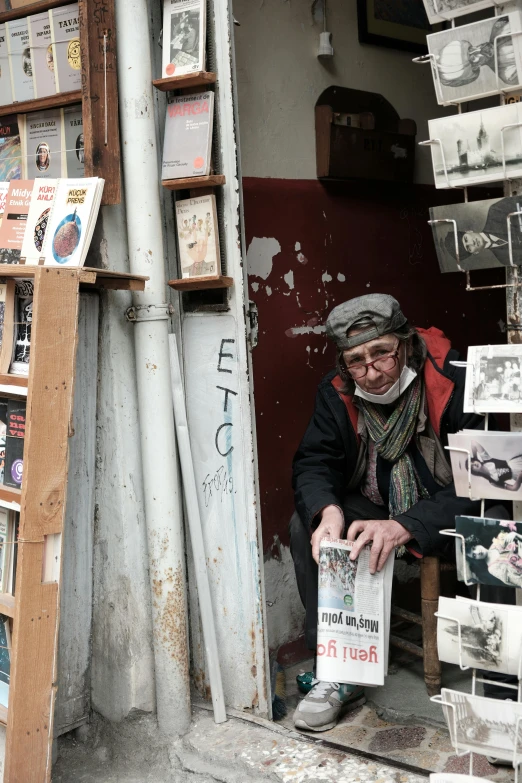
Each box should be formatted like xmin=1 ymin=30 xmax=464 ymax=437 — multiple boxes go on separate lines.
xmin=440 ymin=411 xmax=522 ymax=779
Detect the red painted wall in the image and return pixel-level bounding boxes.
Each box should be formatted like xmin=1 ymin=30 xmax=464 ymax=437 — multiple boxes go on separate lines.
xmin=243 ymin=178 xmax=507 ymax=554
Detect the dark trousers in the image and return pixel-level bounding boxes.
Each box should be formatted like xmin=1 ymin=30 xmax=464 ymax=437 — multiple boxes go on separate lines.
xmin=288 ymin=496 xmax=516 ymax=698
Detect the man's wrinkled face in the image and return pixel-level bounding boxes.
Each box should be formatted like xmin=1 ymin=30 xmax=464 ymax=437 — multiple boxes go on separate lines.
xmin=342 ymin=331 xmax=405 ymax=395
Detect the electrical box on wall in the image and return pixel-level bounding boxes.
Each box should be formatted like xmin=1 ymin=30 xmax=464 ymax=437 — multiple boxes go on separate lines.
xmin=315 ymin=86 xmax=417 ymax=183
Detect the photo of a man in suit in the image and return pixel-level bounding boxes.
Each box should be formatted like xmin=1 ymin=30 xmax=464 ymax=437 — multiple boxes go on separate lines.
xmin=445 ymin=196 xmax=522 ymax=266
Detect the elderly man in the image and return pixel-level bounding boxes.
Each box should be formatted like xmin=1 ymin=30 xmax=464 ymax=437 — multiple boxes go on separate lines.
xmin=289 ymin=293 xmax=513 ymax=733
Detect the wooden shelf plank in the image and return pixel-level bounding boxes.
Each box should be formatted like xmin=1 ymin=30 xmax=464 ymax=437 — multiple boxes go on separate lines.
xmin=153 ymin=72 xmax=216 ymax=91
xmin=168 ymin=275 xmax=234 ymax=291
xmin=0 ymin=704 xmax=7 ymax=727
xmin=0 ymin=594 xmax=15 ymax=619
xmin=0 ymin=486 xmax=21 ymax=511
xmin=0 ymin=0 xmax=69 ymax=23
xmin=0 ymin=90 xmax=81 ymax=119
xmin=162 ymin=175 xmax=226 ymax=192
xmin=0 ymin=375 xmax=28 ymax=390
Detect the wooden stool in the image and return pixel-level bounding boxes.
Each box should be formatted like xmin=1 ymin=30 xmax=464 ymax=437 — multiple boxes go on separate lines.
xmin=390 ymin=556 xmax=451 ymax=696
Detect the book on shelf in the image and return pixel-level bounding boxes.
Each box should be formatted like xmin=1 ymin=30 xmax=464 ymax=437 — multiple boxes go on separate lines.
xmin=49 ymin=3 xmax=81 ymax=94
xmin=21 ymin=109 xmax=65 ymax=180
xmin=6 ymin=16 xmax=33 ymax=103
xmin=0 ymin=613 xmax=10 ymax=709
xmin=0 ymin=279 xmax=14 ymax=374
xmin=21 ymin=178 xmax=57 ymax=264
xmin=315 ymin=538 xmax=394 ymax=687
xmin=9 ymin=280 xmax=31 ymax=378
xmin=0 ymin=25 xmax=13 ymax=106
xmin=0 ymin=179 xmax=33 ymax=264
xmin=0 ymin=182 xmax=9 ymax=228
xmin=162 ymin=0 xmax=206 ymax=79
xmin=176 ymin=194 xmax=221 ymax=278
xmin=162 ymin=91 xmax=214 ymax=180
xmin=63 ymin=105 xmax=84 ymax=178
xmin=0 ymin=509 xmax=9 ymax=594
xmin=7 ymin=512 xmax=18 ymax=596
xmin=42 ymin=177 xmax=104 ymax=266
xmin=4 ymin=398 xmax=25 ymax=486
xmin=0 ymin=115 xmax=21 ymax=182
xmin=0 ymin=398 xmax=6 ymax=485
xmin=28 ymin=11 xmax=57 ymax=100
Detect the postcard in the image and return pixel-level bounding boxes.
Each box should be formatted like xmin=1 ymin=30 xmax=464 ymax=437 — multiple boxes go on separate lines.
xmin=454 ymin=515 xmax=522 ymax=588
xmin=427 ymin=14 xmax=522 ymax=105
xmin=422 ymin=0 xmax=504 ymax=26
xmin=464 ymin=344 xmax=522 ymax=413
xmin=448 ymin=431 xmax=522 ymax=501
xmin=427 ymin=104 xmax=522 ymax=189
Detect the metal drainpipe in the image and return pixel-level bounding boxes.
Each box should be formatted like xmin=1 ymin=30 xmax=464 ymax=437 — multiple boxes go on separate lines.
xmin=114 ymin=0 xmax=191 ymax=735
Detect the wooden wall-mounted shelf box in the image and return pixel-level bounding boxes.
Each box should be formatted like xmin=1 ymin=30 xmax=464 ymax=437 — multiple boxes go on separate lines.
xmin=168 ymin=274 xmax=233 ymax=291
xmin=0 ymin=0 xmax=123 ymax=207
xmin=315 ymin=87 xmax=417 ymax=184
xmin=162 ymin=174 xmax=226 ymax=192
xmin=153 ymin=72 xmax=217 ymax=92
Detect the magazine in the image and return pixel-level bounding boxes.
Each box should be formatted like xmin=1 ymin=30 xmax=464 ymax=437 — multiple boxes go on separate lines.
xmin=162 ymin=0 xmax=206 ymax=79
xmin=454 ymin=515 xmax=522 ymax=589
xmin=447 ymin=430 xmax=522 ymax=501
xmin=464 ymin=344 xmax=522 ymax=413
xmin=437 ymin=596 xmax=522 ymax=674
xmin=441 ymin=688 xmax=522 ymax=763
xmin=21 ymin=178 xmax=57 ymax=264
xmin=316 ymin=538 xmax=394 ymax=687
xmin=162 ymin=91 xmax=214 ymax=180
xmin=176 ymin=194 xmax=221 ymax=278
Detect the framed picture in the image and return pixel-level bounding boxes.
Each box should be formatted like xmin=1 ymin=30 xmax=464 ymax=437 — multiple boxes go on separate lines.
xmin=357 ymin=0 xmax=439 ymax=54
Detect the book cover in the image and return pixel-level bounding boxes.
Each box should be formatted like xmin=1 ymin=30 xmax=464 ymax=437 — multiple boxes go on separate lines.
xmin=176 ymin=194 xmax=221 ymax=278
xmin=0 ymin=182 xmax=9 ymax=229
xmin=0 ymin=397 xmax=7 ymax=485
xmin=49 ymin=3 xmax=81 ymax=93
xmin=9 ymin=279 xmax=32 ymax=376
xmin=162 ymin=0 xmax=206 ymax=78
xmin=29 ymin=11 xmax=56 ymax=99
xmin=21 ymin=179 xmax=57 ymax=264
xmin=4 ymin=398 xmax=25 ymax=487
xmin=22 ymin=108 xmax=64 ymax=179
xmin=6 ymin=16 xmax=33 ymax=103
xmin=0 ymin=509 xmax=8 ymax=594
xmin=63 ymin=105 xmax=84 ymax=177
xmin=162 ymin=91 xmax=214 ymax=180
xmin=0 ymin=614 xmax=10 ymax=708
xmin=8 ymin=512 xmax=19 ymax=595
xmin=0 ymin=180 xmax=33 ymax=264
xmin=43 ymin=177 xmax=104 ymax=267
xmin=0 ymin=24 xmax=13 ymax=106
xmin=0 ymin=115 xmax=21 ymax=182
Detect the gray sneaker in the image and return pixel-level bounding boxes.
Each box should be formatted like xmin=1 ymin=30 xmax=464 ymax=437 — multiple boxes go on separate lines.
xmin=293 ymin=679 xmax=366 ymax=732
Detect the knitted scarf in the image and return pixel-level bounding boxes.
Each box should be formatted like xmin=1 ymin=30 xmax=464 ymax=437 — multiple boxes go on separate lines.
xmin=357 ymin=377 xmax=430 ymax=516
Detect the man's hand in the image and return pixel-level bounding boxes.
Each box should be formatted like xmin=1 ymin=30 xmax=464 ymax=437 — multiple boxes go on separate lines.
xmin=346 ymin=519 xmax=413 ymax=574
xmin=311 ymin=505 xmax=344 ymax=564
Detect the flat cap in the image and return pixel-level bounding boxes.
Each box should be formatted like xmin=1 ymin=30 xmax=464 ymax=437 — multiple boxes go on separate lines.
xmin=325 ymin=294 xmax=407 ymax=350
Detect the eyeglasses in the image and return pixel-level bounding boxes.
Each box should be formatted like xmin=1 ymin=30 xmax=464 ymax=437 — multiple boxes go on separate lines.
xmin=344 ymin=343 xmax=400 ymax=380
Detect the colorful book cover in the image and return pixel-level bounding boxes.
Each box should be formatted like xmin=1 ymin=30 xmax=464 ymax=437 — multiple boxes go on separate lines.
xmin=0 ymin=180 xmax=33 ymax=264
xmin=0 ymin=614 xmax=10 ymax=708
xmin=162 ymin=91 xmax=214 ymax=180
xmin=49 ymin=3 xmax=81 ymax=93
xmin=43 ymin=177 xmax=103 ymax=267
xmin=0 ymin=509 xmax=8 ymax=593
xmin=9 ymin=280 xmax=32 ymax=376
xmin=0 ymin=182 xmax=9 ymax=229
xmin=0 ymin=24 xmax=13 ymax=106
xmin=63 ymin=105 xmax=84 ymax=177
xmin=29 ymin=11 xmax=56 ymax=99
xmin=162 ymin=0 xmax=206 ymax=78
xmin=6 ymin=16 xmax=33 ymax=103
xmin=4 ymin=398 xmax=25 ymax=487
xmin=21 ymin=179 xmax=57 ymax=264
xmin=0 ymin=397 xmax=7 ymax=486
xmin=176 ymin=194 xmax=221 ymax=278
xmin=0 ymin=115 xmax=21 ymax=183
xmin=22 ymin=108 xmax=64 ymax=180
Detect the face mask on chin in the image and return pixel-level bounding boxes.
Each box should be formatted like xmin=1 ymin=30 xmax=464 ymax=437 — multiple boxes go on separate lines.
xmin=354 ymin=365 xmax=417 ymax=405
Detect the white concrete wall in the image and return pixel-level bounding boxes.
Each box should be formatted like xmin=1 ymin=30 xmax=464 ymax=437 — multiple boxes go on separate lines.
xmin=233 ymin=0 xmax=447 ymax=184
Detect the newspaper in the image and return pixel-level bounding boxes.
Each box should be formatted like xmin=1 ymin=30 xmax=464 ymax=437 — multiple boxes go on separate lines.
xmin=316 ymin=539 xmax=394 ymax=687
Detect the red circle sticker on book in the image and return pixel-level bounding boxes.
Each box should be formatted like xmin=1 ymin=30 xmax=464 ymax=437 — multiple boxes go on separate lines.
xmin=194 ymin=156 xmax=204 ymax=169
xmin=166 ymin=63 xmax=175 ymax=75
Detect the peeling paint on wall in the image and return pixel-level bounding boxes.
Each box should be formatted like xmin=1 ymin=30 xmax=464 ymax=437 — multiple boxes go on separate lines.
xmin=321 ymin=271 xmax=332 ymax=283
xmin=283 ymin=270 xmax=294 ymax=290
xmin=285 ymin=324 xmax=327 ymax=338
xmin=337 ymin=272 xmax=346 ymax=282
xmin=246 ymin=236 xmax=281 ymax=280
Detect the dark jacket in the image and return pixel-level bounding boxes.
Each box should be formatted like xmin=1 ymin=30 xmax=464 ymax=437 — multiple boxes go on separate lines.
xmin=292 ymin=327 xmax=485 ymax=557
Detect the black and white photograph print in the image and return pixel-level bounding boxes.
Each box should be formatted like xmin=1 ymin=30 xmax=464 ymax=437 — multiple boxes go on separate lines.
xmin=440 ymin=688 xmax=522 ymax=762
xmin=455 ymin=515 xmax=522 ymax=588
xmin=427 ymin=13 xmax=522 ymax=105
xmin=422 ymin=0 xmax=503 ymax=26
xmin=437 ymin=596 xmax=522 ymax=673
xmin=448 ymin=431 xmax=522 ymax=501
xmin=162 ymin=0 xmax=205 ymax=78
xmin=430 ymin=196 xmax=522 ymax=274
xmin=464 ymin=344 xmax=522 ymax=413
xmin=427 ymin=104 xmax=522 ymax=189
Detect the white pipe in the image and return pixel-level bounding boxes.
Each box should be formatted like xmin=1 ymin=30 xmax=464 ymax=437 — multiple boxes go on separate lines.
xmin=114 ymin=0 xmax=191 ymax=735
